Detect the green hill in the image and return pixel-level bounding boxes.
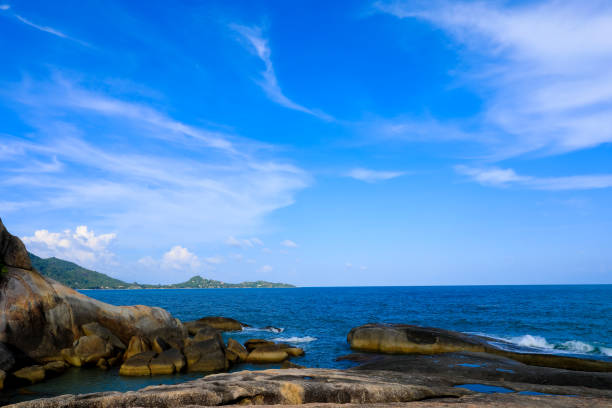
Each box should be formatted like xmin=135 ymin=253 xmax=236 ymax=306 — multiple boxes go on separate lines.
xmin=29 ymin=252 xmax=131 ymax=289
xmin=28 ymin=253 xmax=295 ymax=289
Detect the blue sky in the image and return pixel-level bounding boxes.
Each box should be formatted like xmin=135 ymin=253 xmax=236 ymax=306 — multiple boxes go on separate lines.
xmin=1 ymin=0 xmax=611 ymax=285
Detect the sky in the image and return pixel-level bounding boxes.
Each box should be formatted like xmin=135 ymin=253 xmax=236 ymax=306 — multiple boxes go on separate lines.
xmin=1 ymin=0 xmax=611 ymax=286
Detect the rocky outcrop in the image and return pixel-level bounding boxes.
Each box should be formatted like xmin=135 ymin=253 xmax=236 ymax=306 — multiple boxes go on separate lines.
xmin=119 ymin=351 xmax=156 ymax=376
xmin=0 ymin=218 xmax=31 ymax=270
xmin=9 ymin=366 xmax=612 ymax=408
xmin=0 ymin=219 xmax=186 ymax=366
xmin=184 ymin=316 xmax=244 ymax=333
xmin=348 ymin=324 xmax=612 ymax=372
xmin=225 ymin=338 xmax=248 ymax=363
xmin=242 ymin=339 xmax=305 ymax=364
xmin=184 ymin=337 xmax=228 ymax=372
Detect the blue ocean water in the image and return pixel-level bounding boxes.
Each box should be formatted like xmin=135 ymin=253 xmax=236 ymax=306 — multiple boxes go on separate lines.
xmin=2 ymin=285 xmax=611 ymax=403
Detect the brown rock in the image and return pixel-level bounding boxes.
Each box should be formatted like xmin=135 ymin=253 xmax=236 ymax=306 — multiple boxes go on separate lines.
xmin=81 ymin=322 xmax=126 ymax=350
xmin=0 ymin=220 xmax=186 ymax=365
xmin=225 ymin=338 xmax=248 ymax=363
xmin=281 ymin=360 xmax=305 ymax=369
xmin=13 ymin=365 xmax=45 ymax=384
xmin=96 ymin=358 xmax=109 ymax=370
xmin=244 ymin=338 xmax=275 ymax=351
xmin=192 ymin=326 xmax=221 ymax=342
xmin=189 ymin=316 xmax=244 ymax=332
xmin=0 ymin=342 xmax=16 ymax=372
xmin=60 ymin=348 xmax=81 ymax=367
xmin=107 ymin=356 xmax=120 ymax=367
xmin=0 ymin=218 xmax=32 ymax=270
xmin=184 ymin=337 xmax=227 ymax=372
xmin=124 ymin=336 xmax=151 ymax=360
xmin=151 ymin=336 xmax=171 ymax=354
xmin=73 ymin=335 xmax=113 ymax=365
xmin=43 ymin=361 xmax=68 ymax=376
xmin=0 ymin=369 xmax=5 ymax=390
xmin=285 ymin=347 xmax=305 ymax=357
xmin=245 ymin=346 xmax=289 ymax=364
xmin=150 ymin=348 xmax=185 ymax=375
xmin=119 ymin=351 xmax=156 ymax=376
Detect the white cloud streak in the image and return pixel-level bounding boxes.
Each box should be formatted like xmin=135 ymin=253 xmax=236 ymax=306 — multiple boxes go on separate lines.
xmin=231 ymin=24 xmax=332 ymax=121
xmin=347 ymin=168 xmax=406 ymax=183
xmin=455 ymin=165 xmax=612 ymax=191
xmin=376 ymin=0 xmax=612 ymax=157
xmin=280 ymin=239 xmax=298 ymax=248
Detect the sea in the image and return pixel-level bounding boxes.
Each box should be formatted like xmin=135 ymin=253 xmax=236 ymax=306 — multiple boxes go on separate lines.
xmin=2 ymin=285 xmax=611 ymax=404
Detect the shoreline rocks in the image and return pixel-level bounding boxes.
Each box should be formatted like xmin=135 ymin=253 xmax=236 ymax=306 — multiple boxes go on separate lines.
xmin=348 ymin=323 xmax=612 ymax=372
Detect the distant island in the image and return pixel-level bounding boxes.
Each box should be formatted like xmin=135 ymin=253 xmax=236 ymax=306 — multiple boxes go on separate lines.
xmin=28 ymin=252 xmax=295 ymax=289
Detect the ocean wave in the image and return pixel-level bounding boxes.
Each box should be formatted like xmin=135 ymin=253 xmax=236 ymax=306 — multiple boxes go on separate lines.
xmin=502 ymin=334 xmax=610 ymax=357
xmin=243 ymin=326 xmax=285 ymax=333
xmin=272 ymin=336 xmax=318 ymax=343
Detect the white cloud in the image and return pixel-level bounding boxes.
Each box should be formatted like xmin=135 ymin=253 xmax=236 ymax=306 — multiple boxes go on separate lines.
xmin=225 ymin=236 xmax=264 ymax=248
xmin=0 ymin=4 xmax=10 ymax=11
xmin=257 ymin=264 xmax=273 ymax=273
xmin=22 ymin=226 xmax=116 ymax=268
xmin=204 ymin=256 xmax=224 ymax=265
xmin=161 ymin=246 xmax=201 ymax=270
xmin=1 ymin=78 xmax=309 ymax=253
xmin=280 ymin=239 xmax=298 ymax=248
xmin=455 ymin=166 xmax=612 ymax=191
xmin=231 ymin=24 xmax=332 ymax=121
xmin=376 ymin=1 xmax=612 ymax=157
xmin=347 ymin=168 xmax=406 ymax=183
xmin=360 ymin=265 xmax=368 ymax=271
xmin=15 ymin=15 xmax=67 ymax=38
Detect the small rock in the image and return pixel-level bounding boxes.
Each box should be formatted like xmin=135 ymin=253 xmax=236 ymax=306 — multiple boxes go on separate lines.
xmin=281 ymin=360 xmax=305 ymax=369
xmin=124 ymin=336 xmax=151 ymax=360
xmin=13 ymin=365 xmax=45 ymax=384
xmin=73 ymin=335 xmax=113 ymax=365
xmin=150 ymin=349 xmax=185 ymax=375
xmin=81 ymin=322 xmax=126 ymax=350
xmin=184 ymin=338 xmax=228 ymax=372
xmin=285 ymin=347 xmax=305 ymax=357
xmin=246 ymin=347 xmax=289 ymax=364
xmin=151 ymin=337 xmax=171 ymax=354
xmin=244 ymin=339 xmax=275 ymax=351
xmin=107 ymin=356 xmax=120 ymax=367
xmin=226 ymin=338 xmax=248 ymax=363
xmin=96 ymin=358 xmax=109 ymax=370
xmin=0 ymin=369 xmax=5 ymax=390
xmin=43 ymin=361 xmax=68 ymax=375
xmin=61 ymin=348 xmax=81 ymax=367
xmin=119 ymin=351 xmax=156 ymax=376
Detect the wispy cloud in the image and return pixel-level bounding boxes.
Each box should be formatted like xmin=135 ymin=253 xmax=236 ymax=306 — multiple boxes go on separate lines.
xmin=6 ymin=11 xmax=90 ymax=46
xmin=455 ymin=166 xmax=612 ymax=191
xmin=376 ymin=1 xmax=612 ymax=158
xmin=347 ymin=167 xmax=406 ymax=183
xmin=280 ymin=239 xmax=298 ymax=248
xmin=225 ymin=236 xmax=264 ymax=248
xmin=0 ymin=4 xmax=10 ymax=11
xmin=231 ymin=24 xmax=332 ymax=121
xmin=0 ymin=77 xmax=309 ymax=275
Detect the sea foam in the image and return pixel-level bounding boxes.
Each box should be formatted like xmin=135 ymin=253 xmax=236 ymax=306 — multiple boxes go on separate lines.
xmin=272 ymin=336 xmax=318 ymax=343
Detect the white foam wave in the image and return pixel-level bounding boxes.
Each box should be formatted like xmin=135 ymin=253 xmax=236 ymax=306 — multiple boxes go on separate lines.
xmin=601 ymin=347 xmax=612 ymax=356
xmin=510 ymin=334 xmax=554 ymax=349
xmin=243 ymin=326 xmax=285 ymax=333
xmin=560 ymin=340 xmax=595 ymax=353
xmin=272 ymin=336 xmax=318 ymax=343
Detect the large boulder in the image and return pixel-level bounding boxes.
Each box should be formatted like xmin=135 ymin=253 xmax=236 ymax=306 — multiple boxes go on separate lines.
xmin=13 ymin=365 xmax=45 ymax=384
xmin=0 ymin=218 xmax=31 ymax=270
xmin=124 ymin=336 xmax=151 ymax=360
xmin=186 ymin=316 xmax=244 ymax=333
xmin=81 ymin=322 xmax=125 ymax=350
xmin=245 ymin=346 xmax=289 ymax=364
xmin=184 ymin=337 xmax=227 ymax=372
xmin=244 ymin=338 xmax=275 ymax=351
xmin=225 ymin=338 xmax=248 ymax=363
xmin=150 ymin=348 xmax=185 ymax=375
xmin=347 ymin=324 xmax=612 ymax=372
xmin=192 ymin=326 xmax=220 ymax=342
xmin=0 ymin=342 xmax=15 ymax=372
xmin=119 ymin=351 xmax=156 ymax=376
xmin=73 ymin=335 xmax=113 ymax=365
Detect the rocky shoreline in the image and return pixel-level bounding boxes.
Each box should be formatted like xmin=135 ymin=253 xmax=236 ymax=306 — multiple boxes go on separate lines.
xmin=2 ymin=218 xmax=612 ymax=407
